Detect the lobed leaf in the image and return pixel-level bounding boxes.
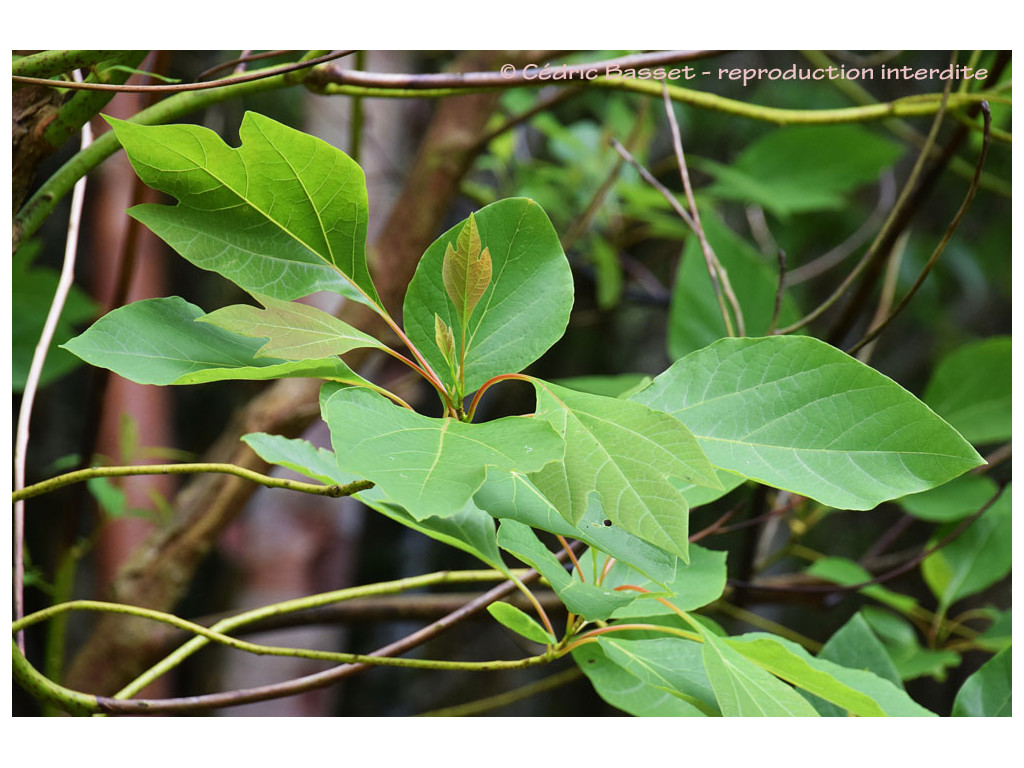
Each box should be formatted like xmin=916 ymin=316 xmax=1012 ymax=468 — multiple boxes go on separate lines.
xmin=475 ymin=470 xmax=678 ymax=586
xmin=320 ymin=384 xmax=562 ymax=521
xmin=632 ymin=336 xmax=984 ymax=510
xmin=529 ymin=381 xmax=722 ymax=562
xmin=108 ymin=113 xmax=381 ymax=310
xmin=243 ymin=431 xmax=508 ymax=571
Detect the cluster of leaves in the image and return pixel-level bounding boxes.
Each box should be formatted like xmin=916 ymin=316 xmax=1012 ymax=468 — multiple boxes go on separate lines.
xmin=52 ymin=112 xmax=1009 ymax=716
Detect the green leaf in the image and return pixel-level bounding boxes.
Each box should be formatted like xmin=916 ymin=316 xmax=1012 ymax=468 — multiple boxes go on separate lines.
xmin=242 ymin=433 xmax=354 ymax=486
xmin=924 ymin=336 xmax=1011 ymax=444
xmin=700 ymin=630 xmax=820 ymax=716
xmin=361 ymin=493 xmax=509 ymax=574
xmin=698 ymin=124 xmax=903 ymax=217
xmin=486 ymin=602 xmax=555 ymax=645
xmin=552 ymin=373 xmax=652 ymax=399
xmin=107 ymin=113 xmax=381 ymax=310
xmin=859 ymin=606 xmax=960 ymax=682
xmin=320 ymin=384 xmax=562 ymax=521
xmin=443 ymin=213 xmax=493 ymax=326
xmin=529 ymin=381 xmax=722 ymax=563
xmin=577 ymin=543 xmax=727 ymax=618
xmin=818 ymin=612 xmax=903 ymax=689
xmin=668 ymin=211 xmax=800 ymax=359
xmin=673 ymin=471 xmax=747 ymax=509
xmin=951 ymin=647 xmax=1011 ymax=716
xmin=899 ymin=473 xmax=1001 ymax=523
xmin=572 ymin=643 xmax=711 ymax=717
xmin=495 ymin=519 xmax=637 ymax=621
xmin=242 ymin=432 xmax=508 ymax=571
xmin=200 ymin=295 xmax=387 ymax=360
xmin=921 ymin=482 xmax=1012 ymax=610
xmin=597 ymin=636 xmax=719 ymax=715
xmin=725 ymin=634 xmax=886 ymax=716
xmin=632 ymin=336 xmax=984 ymax=510
xmin=86 ymin=477 xmax=127 ymax=518
xmin=404 ymin=198 xmax=573 ymax=393
xmin=775 ymin=621 xmax=937 ymax=716
xmin=62 ymin=297 xmax=367 ymax=386
xmin=474 ymin=470 xmax=678 ymax=586
xmin=805 ymin=557 xmax=919 ymax=615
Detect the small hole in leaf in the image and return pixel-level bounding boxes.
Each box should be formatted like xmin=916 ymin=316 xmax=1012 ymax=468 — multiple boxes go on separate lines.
xmin=603 ymin=519 xmax=612 ymax=527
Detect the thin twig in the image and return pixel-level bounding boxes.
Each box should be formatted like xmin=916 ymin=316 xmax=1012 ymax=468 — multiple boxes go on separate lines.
xmin=610 ymin=138 xmax=738 ymax=330
xmin=312 ymin=50 xmax=715 ymax=91
xmin=21 ymin=548 xmax=578 ymax=715
xmin=662 ymin=82 xmax=744 ymax=336
xmin=12 ymin=50 xmax=353 ymax=93
xmin=13 ymin=463 xmax=373 ymax=503
xmin=729 ymin=481 xmax=1006 ymax=595
xmin=847 ymin=101 xmax=992 ymax=355
xmin=13 ymin=72 xmax=92 ymax=651
xmin=854 ymin=231 xmax=908 ymax=363
xmin=196 ymin=50 xmax=293 ymax=81
xmin=775 ymin=61 xmax=957 ymax=336
xmin=767 ymin=249 xmax=787 ymax=333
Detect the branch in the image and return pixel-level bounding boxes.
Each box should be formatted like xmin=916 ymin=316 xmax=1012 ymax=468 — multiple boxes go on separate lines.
xmin=728 ymin=482 xmax=1007 ymax=597
xmin=308 ymin=50 xmax=716 ymax=91
xmin=13 ymin=463 xmax=373 ymax=503
xmin=24 ymin=553 xmax=567 ymax=715
xmin=846 ymin=101 xmax=992 ymax=355
xmin=11 ymin=50 xmax=353 ymax=93
xmin=662 ymin=83 xmax=744 ymax=335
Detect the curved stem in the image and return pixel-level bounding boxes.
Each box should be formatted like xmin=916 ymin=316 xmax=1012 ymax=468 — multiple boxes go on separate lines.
xmin=508 ymin=575 xmax=557 ymax=639
xmin=465 ymin=372 xmax=535 ymax=422
xmin=16 ymin=594 xmax=548 ymax=675
xmin=14 ymin=85 xmax=92 ymax=652
xmin=13 ymin=463 xmax=373 ymax=503
xmin=560 ymin=622 xmax=702 ymax=655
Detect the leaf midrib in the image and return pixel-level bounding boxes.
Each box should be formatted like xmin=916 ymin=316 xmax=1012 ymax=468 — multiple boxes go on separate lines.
xmin=153 ymin=125 xmax=376 ymax=308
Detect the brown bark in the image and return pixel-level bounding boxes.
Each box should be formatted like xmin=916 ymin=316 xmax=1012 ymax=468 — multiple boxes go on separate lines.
xmin=12 ymin=85 xmax=65 ymax=215
xmin=63 ymin=50 xmax=539 ymax=696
